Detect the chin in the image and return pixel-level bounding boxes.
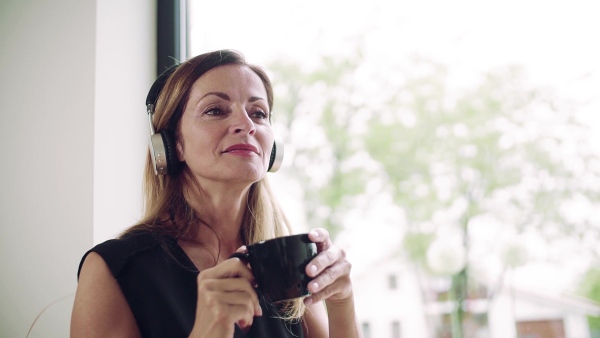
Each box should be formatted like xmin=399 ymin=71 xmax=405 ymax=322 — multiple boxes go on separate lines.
xmin=229 ymin=165 xmax=266 ymax=182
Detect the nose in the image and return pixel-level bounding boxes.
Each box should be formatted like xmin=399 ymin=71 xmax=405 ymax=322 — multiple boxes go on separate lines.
xmin=230 ymin=106 xmax=256 ymax=135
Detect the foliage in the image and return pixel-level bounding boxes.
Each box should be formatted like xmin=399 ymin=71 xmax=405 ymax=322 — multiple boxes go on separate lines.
xmin=269 ymin=47 xmax=600 ymax=338
xmin=578 ymin=267 xmax=600 ymax=331
xmin=402 ymin=231 xmax=434 ymax=264
xmin=269 ymin=49 xmax=600 ymax=286
xmin=363 ymin=57 xmax=600 ymax=267
xmin=268 ymin=54 xmax=372 ymax=238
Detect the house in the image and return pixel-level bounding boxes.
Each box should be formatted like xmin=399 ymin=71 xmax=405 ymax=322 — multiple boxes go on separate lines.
xmin=353 ymin=256 xmax=600 ymax=338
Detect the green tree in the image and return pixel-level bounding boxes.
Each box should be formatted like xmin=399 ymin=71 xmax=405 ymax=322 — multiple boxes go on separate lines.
xmin=268 ymin=54 xmax=372 ymax=239
xmin=578 ymin=267 xmax=600 ymax=337
xmin=363 ymin=57 xmax=600 ymax=337
xmin=269 ymin=51 xmax=600 ymax=337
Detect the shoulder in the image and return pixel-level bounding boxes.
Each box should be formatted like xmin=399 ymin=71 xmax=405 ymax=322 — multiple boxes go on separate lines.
xmin=73 ymin=251 xmax=142 ymax=337
xmin=77 ymin=231 xmax=167 ymax=279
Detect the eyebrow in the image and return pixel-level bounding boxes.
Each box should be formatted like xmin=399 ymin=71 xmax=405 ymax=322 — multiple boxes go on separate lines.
xmin=200 ymin=91 xmax=230 ymax=101
xmin=249 ymin=96 xmax=266 ymax=103
xmin=200 ymin=91 xmax=266 ymax=103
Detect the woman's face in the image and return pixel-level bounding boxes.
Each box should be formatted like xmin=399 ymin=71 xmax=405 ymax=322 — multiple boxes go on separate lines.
xmin=176 ymin=64 xmax=274 ymax=186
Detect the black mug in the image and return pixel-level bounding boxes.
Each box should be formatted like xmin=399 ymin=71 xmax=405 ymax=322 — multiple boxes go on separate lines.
xmin=230 ymin=234 xmax=317 ymax=303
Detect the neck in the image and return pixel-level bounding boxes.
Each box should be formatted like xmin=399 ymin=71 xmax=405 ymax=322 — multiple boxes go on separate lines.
xmin=183 ymin=180 xmax=253 ymax=254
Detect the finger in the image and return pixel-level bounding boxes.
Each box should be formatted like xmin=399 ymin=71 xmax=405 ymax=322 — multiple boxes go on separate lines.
xmin=236 ymin=245 xmax=248 ymax=253
xmin=199 ymin=280 xmax=262 ymax=316
xmin=304 ymin=284 xmax=334 ymax=305
xmin=199 ymin=258 xmax=255 ymax=281
xmin=304 ymin=272 xmax=353 ymax=304
xmin=228 ymin=304 xmax=255 ymax=329
xmin=308 ymin=228 xmax=330 ymax=246
xmin=306 ymin=245 xmax=344 ymax=278
xmin=214 ymin=301 xmax=256 ymax=328
xmin=201 ymin=277 xmax=256 ymax=293
xmin=307 ymin=259 xmax=352 ymax=294
xmin=223 ymin=257 xmax=254 ymax=279
xmin=197 ymin=263 xmax=260 ymax=312
xmin=224 ymin=258 xmax=257 ymax=287
xmin=216 ymin=291 xmax=262 ymax=317
xmin=309 ymin=228 xmax=334 ymax=258
xmin=194 ymin=299 xmax=256 ymax=334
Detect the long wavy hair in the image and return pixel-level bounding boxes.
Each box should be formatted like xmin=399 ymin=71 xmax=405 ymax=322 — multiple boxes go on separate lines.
xmin=121 ymin=50 xmax=305 ymax=319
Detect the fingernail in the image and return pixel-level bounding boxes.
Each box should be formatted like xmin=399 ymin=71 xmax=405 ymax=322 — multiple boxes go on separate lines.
xmin=311 ymin=282 xmax=319 ymax=291
xmin=310 ymin=230 xmax=319 ymax=238
xmin=304 ymin=297 xmax=313 ymax=305
xmin=309 ymin=265 xmax=317 ymax=275
xmin=257 ymin=306 xmax=263 ymax=316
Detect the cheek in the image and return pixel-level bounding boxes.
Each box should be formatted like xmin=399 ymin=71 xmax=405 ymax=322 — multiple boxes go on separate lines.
xmin=260 ymin=126 xmax=275 ymax=146
xmin=177 ymin=126 xmax=203 ymax=161
xmin=264 ymin=135 xmax=275 ymax=154
xmin=179 ymin=127 xmax=221 ymax=161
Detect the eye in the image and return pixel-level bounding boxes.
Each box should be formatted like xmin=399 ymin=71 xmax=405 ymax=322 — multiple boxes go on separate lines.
xmin=204 ymin=107 xmax=225 ymax=116
xmin=251 ymin=109 xmax=269 ymax=120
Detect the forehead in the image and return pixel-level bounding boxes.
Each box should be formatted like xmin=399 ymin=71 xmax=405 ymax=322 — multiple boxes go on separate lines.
xmin=190 ymin=64 xmax=267 ymax=97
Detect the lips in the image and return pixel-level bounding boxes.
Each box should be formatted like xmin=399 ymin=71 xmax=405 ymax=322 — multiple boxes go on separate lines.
xmin=223 ymin=143 xmax=259 ymax=154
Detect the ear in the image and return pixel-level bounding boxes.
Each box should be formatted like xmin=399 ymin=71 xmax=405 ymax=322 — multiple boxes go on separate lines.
xmin=176 ymin=140 xmax=185 ymax=162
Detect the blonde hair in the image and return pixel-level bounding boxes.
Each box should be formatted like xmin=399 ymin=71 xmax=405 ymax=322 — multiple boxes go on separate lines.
xmin=121 ymin=49 xmax=305 ymax=319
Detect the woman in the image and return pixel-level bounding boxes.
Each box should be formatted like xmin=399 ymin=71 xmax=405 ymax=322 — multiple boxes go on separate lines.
xmin=71 ymin=50 xmax=361 ymax=338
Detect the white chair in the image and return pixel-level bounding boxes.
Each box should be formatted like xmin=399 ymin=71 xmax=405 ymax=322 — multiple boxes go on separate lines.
xmin=26 ymin=293 xmax=75 ymax=338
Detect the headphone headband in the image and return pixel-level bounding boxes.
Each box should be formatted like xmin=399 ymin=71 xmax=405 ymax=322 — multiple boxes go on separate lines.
xmin=146 ymin=65 xmax=179 ymax=109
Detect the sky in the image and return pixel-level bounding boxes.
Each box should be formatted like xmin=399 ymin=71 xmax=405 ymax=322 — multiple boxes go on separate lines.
xmin=189 ymin=0 xmax=600 ymax=290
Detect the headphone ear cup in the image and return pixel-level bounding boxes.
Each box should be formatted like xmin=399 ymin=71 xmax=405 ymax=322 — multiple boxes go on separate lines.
xmin=148 ymin=130 xmax=180 ymax=175
xmin=160 ymin=130 xmax=181 ymax=175
xmin=149 ymin=133 xmax=167 ymax=175
xmin=268 ymin=138 xmax=284 ymax=172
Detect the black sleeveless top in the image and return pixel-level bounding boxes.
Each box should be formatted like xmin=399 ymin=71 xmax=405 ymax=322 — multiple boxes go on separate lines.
xmin=77 ymin=231 xmax=305 ymax=338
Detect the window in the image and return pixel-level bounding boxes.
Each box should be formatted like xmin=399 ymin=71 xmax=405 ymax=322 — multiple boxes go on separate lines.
xmin=391 ymin=321 xmax=401 ymax=338
xmin=388 ymin=274 xmax=398 ymax=290
xmin=185 ymin=1 xmax=600 ymax=337
xmin=362 ymin=322 xmax=371 ymax=338
xmin=155 ymin=0 xmax=187 ymax=74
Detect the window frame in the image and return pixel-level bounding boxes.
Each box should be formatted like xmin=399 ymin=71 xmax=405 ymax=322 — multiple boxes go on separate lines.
xmin=156 ymin=0 xmax=189 ymax=75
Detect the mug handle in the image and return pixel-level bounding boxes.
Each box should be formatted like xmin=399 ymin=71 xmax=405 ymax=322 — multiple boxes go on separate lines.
xmin=228 ymin=252 xmax=260 ymax=292
xmin=229 ymin=248 xmax=308 ymax=302
xmin=228 ymin=252 xmax=249 ymax=262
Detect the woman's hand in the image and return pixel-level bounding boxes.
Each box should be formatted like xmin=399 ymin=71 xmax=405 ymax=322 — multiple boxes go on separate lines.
xmin=303 ymin=228 xmax=354 ymax=306
xmin=301 ymin=229 xmax=362 ymax=338
xmin=188 ymin=253 xmax=262 ymax=338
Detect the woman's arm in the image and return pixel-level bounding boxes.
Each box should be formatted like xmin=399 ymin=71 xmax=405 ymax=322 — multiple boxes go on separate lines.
xmin=322 ymin=295 xmax=361 ymax=338
xmin=301 ymin=228 xmax=362 ymax=338
xmin=72 ymin=250 xmax=259 ymax=338
xmin=71 ymin=252 xmax=141 ymax=338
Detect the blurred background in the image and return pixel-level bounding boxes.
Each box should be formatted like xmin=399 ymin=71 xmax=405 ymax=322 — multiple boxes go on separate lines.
xmin=1 ymin=0 xmax=599 ymax=337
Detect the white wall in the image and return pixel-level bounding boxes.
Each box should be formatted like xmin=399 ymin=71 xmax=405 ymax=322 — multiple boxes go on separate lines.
xmin=0 ymin=1 xmax=154 ymax=336
xmin=94 ymin=0 xmax=155 ymax=244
